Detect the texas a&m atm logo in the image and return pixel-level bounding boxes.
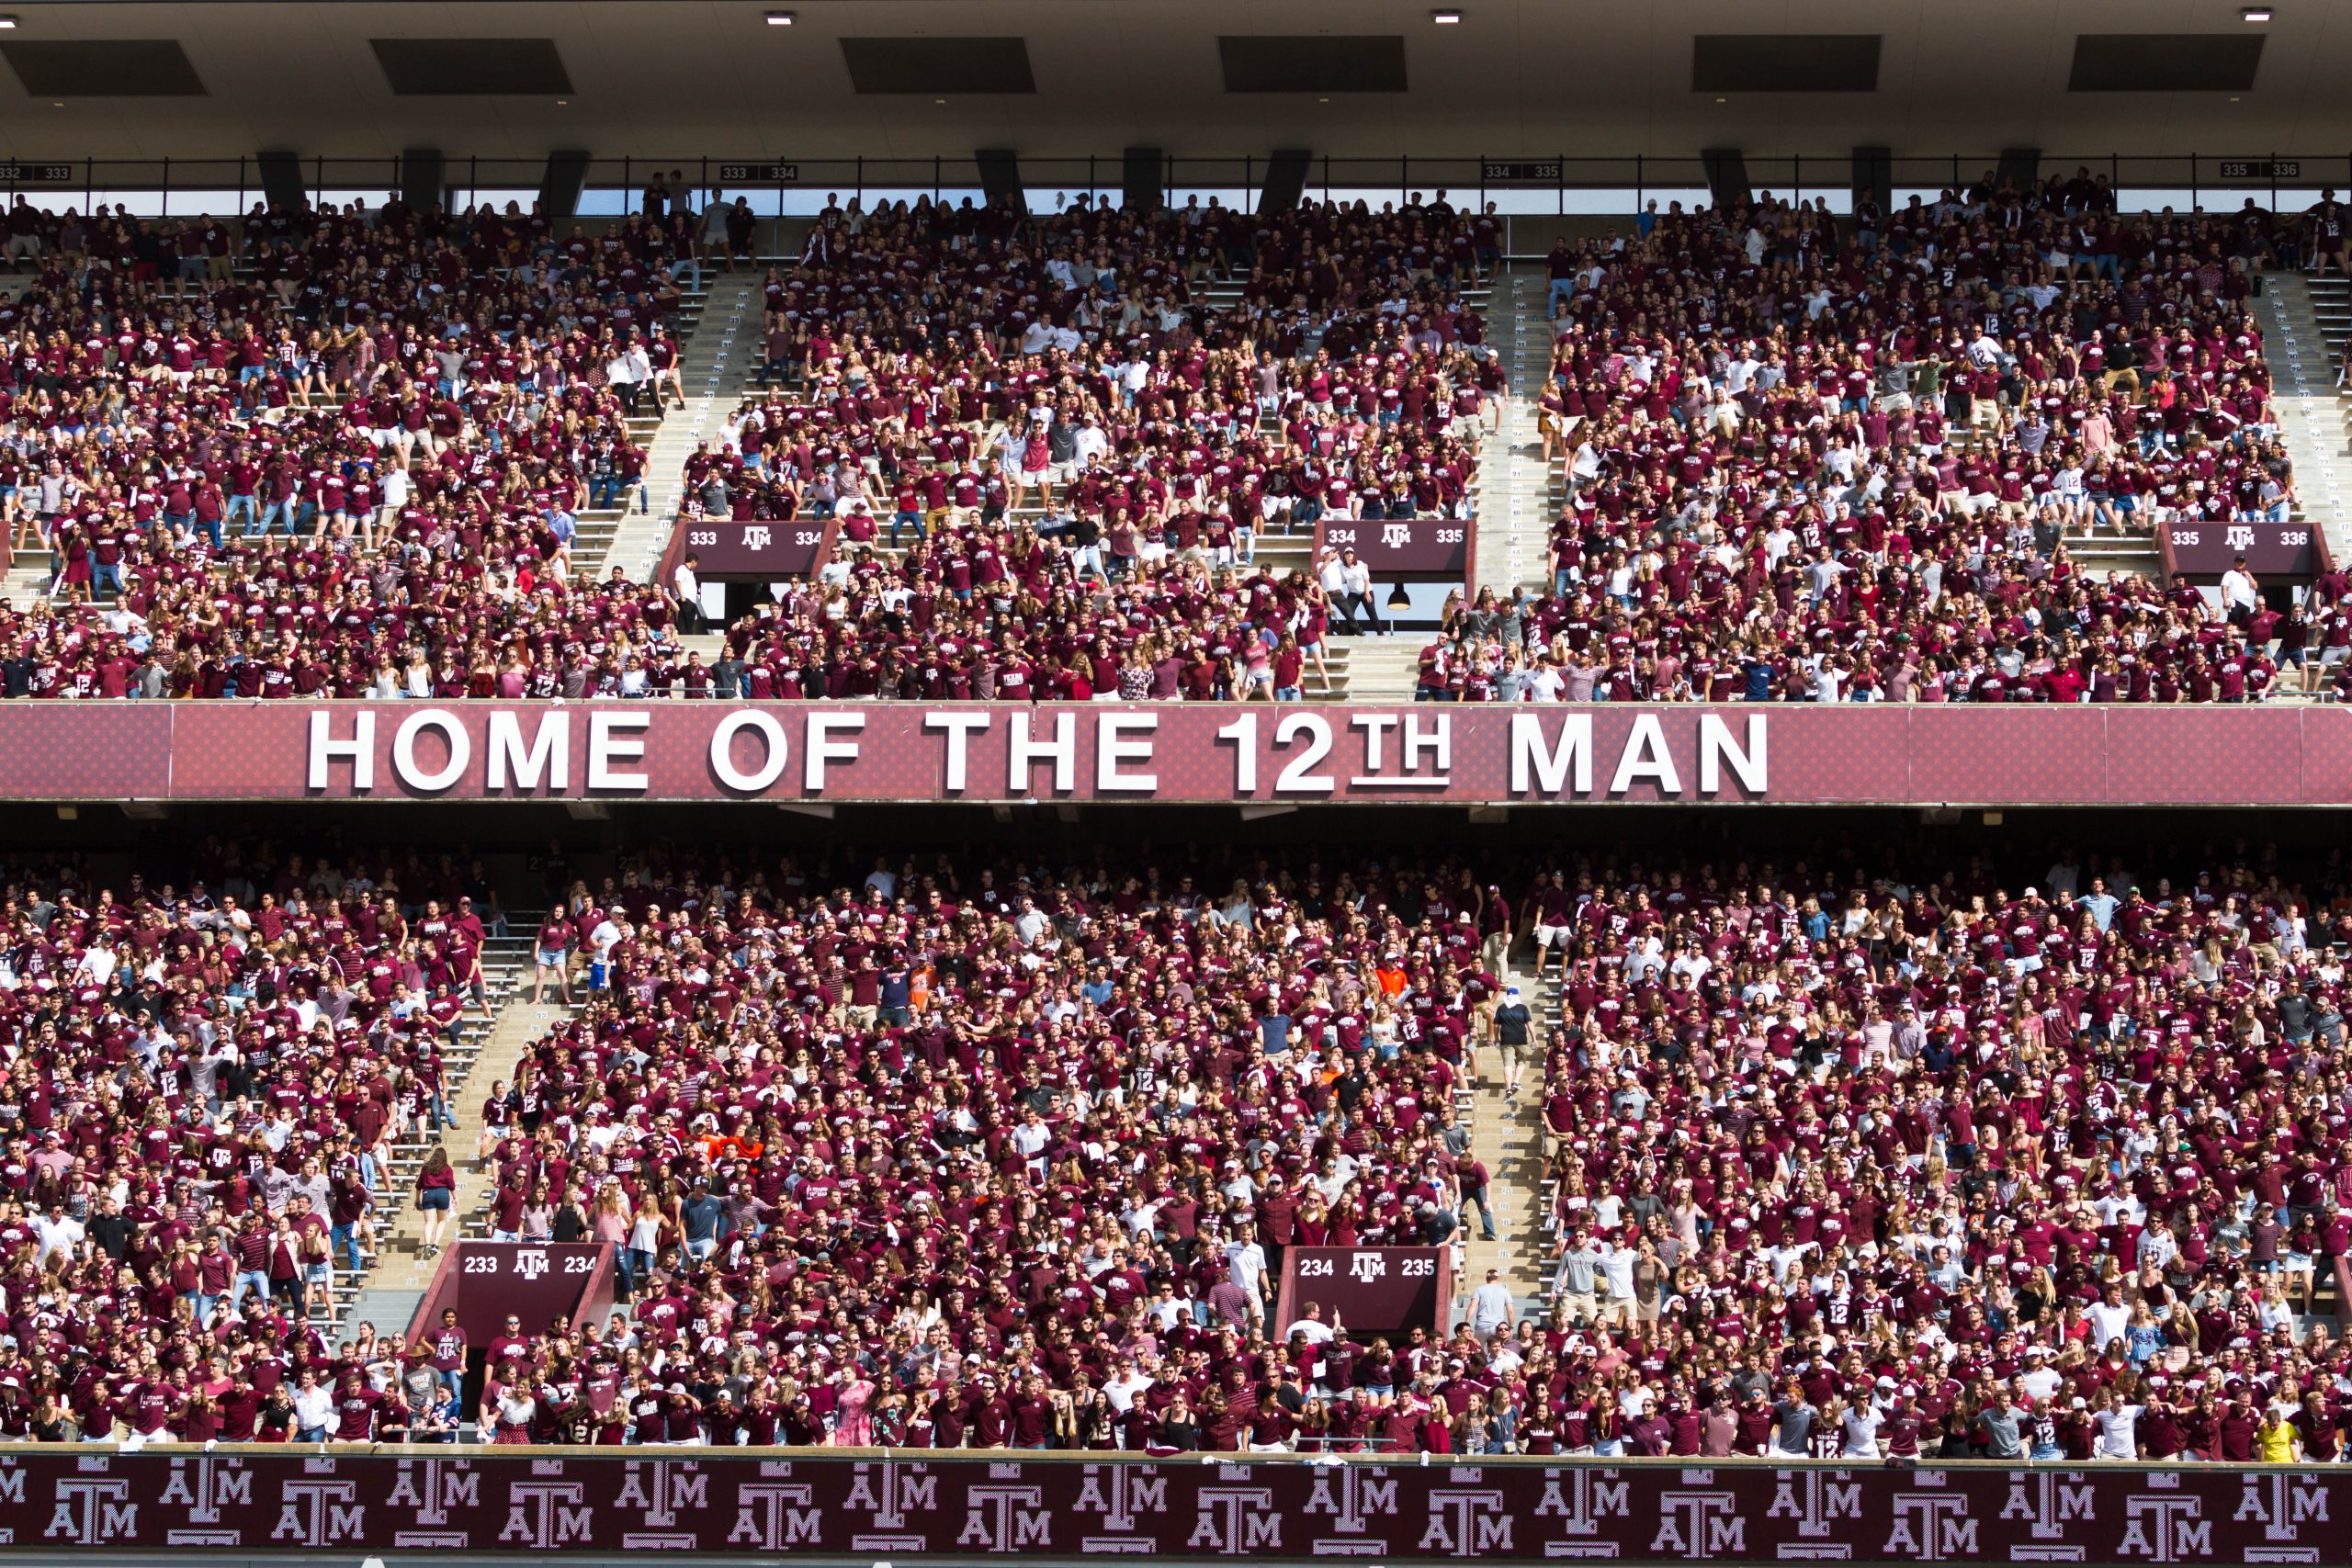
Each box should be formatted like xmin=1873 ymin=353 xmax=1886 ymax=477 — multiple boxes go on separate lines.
xmin=2233 ymin=1471 xmax=2332 ymax=1562
xmin=1074 ymin=1461 xmax=1169 ymax=1553
xmin=1534 ymin=1465 xmax=1631 ymax=1558
xmin=726 ymin=1462 xmax=820 ymax=1550
xmin=846 ymin=1455 xmax=939 ymax=1551
xmin=1188 ymin=1468 xmax=1279 ymax=1554
xmin=1303 ymin=1463 xmax=1398 ymax=1554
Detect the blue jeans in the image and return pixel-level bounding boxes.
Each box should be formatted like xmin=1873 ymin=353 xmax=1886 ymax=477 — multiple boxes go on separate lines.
xmin=590 ymin=475 xmax=621 ymax=510
xmin=1548 ymin=278 xmax=1576 ymax=312
xmin=227 ymin=493 xmax=257 ymax=531
xmin=331 ymin=1223 xmax=361 ymax=1273
xmin=231 ymin=1269 xmax=270 ymax=1310
xmin=93 ymin=561 xmax=120 ymax=596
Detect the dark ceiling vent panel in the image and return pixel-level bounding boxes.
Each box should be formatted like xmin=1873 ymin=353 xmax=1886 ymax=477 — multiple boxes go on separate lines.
xmin=838 ymin=37 xmax=1035 ymax=95
xmin=1219 ymin=35 xmax=1408 ymax=94
xmin=370 ymin=37 xmax=572 ymax=96
xmin=1692 ymin=35 xmax=1882 ymax=94
xmin=0 ymin=39 xmax=204 ymax=96
xmin=2068 ymin=34 xmax=2265 ymax=92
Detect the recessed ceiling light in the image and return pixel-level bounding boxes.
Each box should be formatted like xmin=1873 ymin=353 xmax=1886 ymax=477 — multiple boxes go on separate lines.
xmin=1431 ymin=8 xmax=1463 ymax=22
xmin=764 ymin=10 xmax=795 ymax=25
xmin=2242 ymin=6 xmax=2273 ymax=19
xmin=1714 ymin=96 xmax=1726 ymax=104
xmin=556 ymin=97 xmax=569 ymax=106
xmin=934 ymin=97 xmax=946 ymax=105
xmin=1318 ymin=97 xmax=1330 ymax=104
xmin=0 ymin=17 xmax=20 ymax=30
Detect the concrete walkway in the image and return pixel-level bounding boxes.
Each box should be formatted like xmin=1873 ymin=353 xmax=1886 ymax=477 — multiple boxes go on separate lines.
xmin=599 ymin=269 xmax=763 ymax=581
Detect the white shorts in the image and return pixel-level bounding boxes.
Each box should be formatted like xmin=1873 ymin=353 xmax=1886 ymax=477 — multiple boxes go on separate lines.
xmin=1536 ymin=923 xmax=1573 ymax=948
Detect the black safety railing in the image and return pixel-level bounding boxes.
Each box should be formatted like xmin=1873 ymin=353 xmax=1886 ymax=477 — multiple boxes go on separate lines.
xmin=7 ymin=152 xmax=2352 ymax=220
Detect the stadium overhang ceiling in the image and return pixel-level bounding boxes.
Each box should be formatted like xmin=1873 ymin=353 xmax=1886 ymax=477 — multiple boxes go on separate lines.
xmin=0 ymin=0 xmax=2341 ymax=166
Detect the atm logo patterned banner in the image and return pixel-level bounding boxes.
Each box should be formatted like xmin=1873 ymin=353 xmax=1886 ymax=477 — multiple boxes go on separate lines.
xmin=0 ymin=702 xmax=2348 ymax=807
xmin=0 ymin=1450 xmax=2341 ymax=1561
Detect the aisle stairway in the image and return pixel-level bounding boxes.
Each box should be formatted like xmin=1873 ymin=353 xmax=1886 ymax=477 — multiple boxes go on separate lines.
xmin=324 ymin=916 xmax=546 ymax=1340
xmin=343 ymin=977 xmax=585 ymax=1340
xmin=2260 ymin=271 xmax=2352 ymax=568
xmin=1456 ymin=953 xmax=1555 ymax=1327
xmin=599 ymin=269 xmax=763 ymax=581
xmin=1478 ymin=264 xmax=1556 ymax=596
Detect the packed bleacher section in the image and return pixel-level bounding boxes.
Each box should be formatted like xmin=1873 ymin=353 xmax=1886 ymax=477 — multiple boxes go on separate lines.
xmin=1418 ymin=175 xmax=2352 ymax=704
xmin=679 ymin=191 xmax=1498 ymax=699
xmin=0 ymin=832 xmax=2307 ymax=1458
xmin=0 ymin=195 xmax=700 ymax=698
xmin=1528 ymin=839 xmax=2352 ymax=1461
xmin=0 ymin=191 xmax=1503 ymax=702
xmin=0 ymin=837 xmax=518 ymax=1442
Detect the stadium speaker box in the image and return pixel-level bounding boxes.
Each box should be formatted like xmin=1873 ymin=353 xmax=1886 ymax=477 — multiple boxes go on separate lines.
xmin=1259 ymin=149 xmax=1312 ymax=217
xmin=1997 ymin=147 xmax=2042 ymax=196
xmin=539 ymin=150 xmax=592 ymax=221
xmin=398 ymin=148 xmax=444 ymax=214
xmin=1699 ymin=148 xmax=1750 ymax=209
xmin=254 ymin=150 xmax=306 ymax=211
xmin=1851 ymin=145 xmax=1892 ymax=215
xmin=975 ymin=148 xmax=1026 ymax=214
xmin=1124 ymin=147 xmax=1165 ymax=214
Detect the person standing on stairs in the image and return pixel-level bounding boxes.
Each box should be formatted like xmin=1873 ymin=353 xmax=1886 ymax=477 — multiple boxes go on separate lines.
xmin=1492 ymin=985 xmax=1534 ymax=1100
xmin=1459 ymin=1153 xmax=1498 ymax=1242
xmin=414 ymin=1145 xmax=458 ymax=1258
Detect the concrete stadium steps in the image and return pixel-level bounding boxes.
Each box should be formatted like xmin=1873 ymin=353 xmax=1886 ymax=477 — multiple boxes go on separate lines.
xmin=314 ymin=919 xmax=545 ymax=1339
xmin=1456 ymin=952 xmax=1553 ymax=1328
xmin=2261 ymin=273 xmax=2352 ymax=569
xmin=1479 ymin=264 xmax=1555 ymax=596
xmin=602 ymin=271 xmax=764 ymax=580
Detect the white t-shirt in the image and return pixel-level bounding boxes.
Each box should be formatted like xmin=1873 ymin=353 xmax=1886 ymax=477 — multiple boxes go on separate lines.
xmin=1840 ymin=1404 xmax=1885 ymax=1458
xmin=2091 ymin=1404 xmax=2141 ymax=1460
xmin=1470 ymin=1281 xmax=1512 ymax=1330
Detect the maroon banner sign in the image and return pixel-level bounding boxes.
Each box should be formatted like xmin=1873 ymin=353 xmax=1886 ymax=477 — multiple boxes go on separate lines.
xmin=670 ymin=514 xmax=837 ymax=576
xmin=1273 ymin=1247 xmax=1452 ymax=1340
xmin=2159 ymin=517 xmax=2328 ymax=579
xmin=410 ymin=1242 xmax=614 ymax=1345
xmin=1317 ymin=513 xmax=1475 ymax=580
xmin=1 ymin=702 xmax=2350 ymax=807
xmin=0 ymin=1450 xmax=2337 ymax=1559
xmin=5 ymin=709 xmax=2352 ymax=818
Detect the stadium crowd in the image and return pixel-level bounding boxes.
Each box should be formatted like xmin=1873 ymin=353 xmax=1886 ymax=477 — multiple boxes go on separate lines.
xmin=3 ymin=829 xmax=2339 ymax=1458
xmin=0 ymin=192 xmax=695 ymax=699
xmin=424 ymin=836 xmax=2352 ymax=1460
xmin=673 ymin=190 xmax=1496 ymax=698
xmin=0 ymin=835 xmax=516 ymax=1442
xmin=1413 ymin=175 xmax=2352 ymax=704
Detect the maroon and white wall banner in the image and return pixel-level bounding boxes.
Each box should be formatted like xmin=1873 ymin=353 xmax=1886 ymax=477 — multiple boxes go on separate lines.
xmin=2158 ymin=517 xmax=2332 ymax=580
xmin=668 ymin=513 xmax=839 ymax=577
xmin=1316 ymin=513 xmax=1476 ymax=580
xmin=0 ymin=1450 xmax=2335 ymax=1559
xmin=3 ymin=702 xmax=2350 ymax=807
